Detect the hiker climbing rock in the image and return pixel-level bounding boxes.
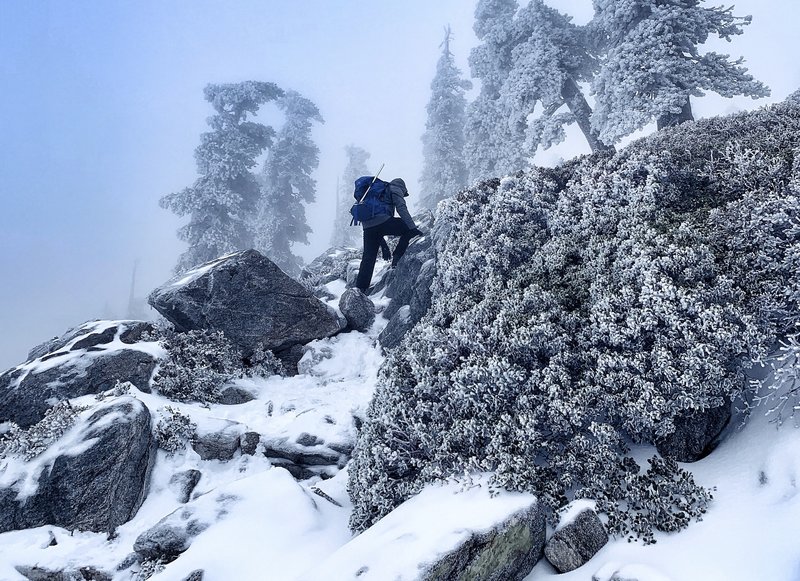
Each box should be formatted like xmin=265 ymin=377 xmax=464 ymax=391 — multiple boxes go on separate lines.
xmin=350 ymin=174 xmax=423 ymax=292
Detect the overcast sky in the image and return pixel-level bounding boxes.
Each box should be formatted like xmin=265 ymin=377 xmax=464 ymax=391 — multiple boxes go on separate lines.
xmin=0 ymin=0 xmax=798 ymax=370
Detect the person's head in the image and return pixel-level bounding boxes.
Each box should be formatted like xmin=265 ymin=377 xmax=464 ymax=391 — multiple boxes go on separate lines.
xmin=390 ymin=178 xmax=409 ymax=197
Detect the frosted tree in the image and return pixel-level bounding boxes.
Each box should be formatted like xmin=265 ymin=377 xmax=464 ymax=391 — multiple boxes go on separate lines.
xmin=330 ymin=145 xmax=371 ymax=248
xmin=419 ymin=27 xmax=473 ymax=211
xmin=254 ymin=90 xmax=324 ymax=276
xmin=161 ymin=81 xmax=283 ymax=273
xmin=591 ymin=0 xmax=769 ymax=144
xmin=464 ymin=0 xmax=528 ymax=182
xmin=501 ymin=0 xmax=612 ymax=154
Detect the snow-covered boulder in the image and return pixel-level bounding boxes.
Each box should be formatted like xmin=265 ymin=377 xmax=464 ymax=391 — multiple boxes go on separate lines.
xmin=15 ymin=564 xmax=112 ymax=580
xmin=191 ymin=426 xmax=242 ymax=461
xmin=338 ymin=288 xmax=375 ymax=331
xmin=169 ymin=470 xmax=202 ymax=504
xmin=656 ymin=401 xmax=731 ymax=462
xmin=544 ymin=502 xmax=608 ymax=573
xmin=300 ymin=481 xmax=546 ymax=581
xmin=148 ymin=250 xmax=344 ymax=357
xmin=262 ymin=436 xmax=347 ymax=480
xmin=0 ymin=397 xmax=156 ymax=534
xmin=0 ymin=321 xmax=161 ymax=428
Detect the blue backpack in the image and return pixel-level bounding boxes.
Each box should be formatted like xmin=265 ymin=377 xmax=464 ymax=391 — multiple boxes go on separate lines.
xmin=350 ymin=176 xmax=393 ymax=226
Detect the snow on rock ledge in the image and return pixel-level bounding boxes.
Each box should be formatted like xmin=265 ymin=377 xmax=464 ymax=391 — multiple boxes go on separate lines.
xmin=148 ymin=250 xmax=345 ymax=357
xmin=299 ymin=480 xmax=545 ymax=581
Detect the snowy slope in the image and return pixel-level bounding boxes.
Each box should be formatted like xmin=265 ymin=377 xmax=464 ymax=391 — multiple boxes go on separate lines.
xmin=1 ymin=272 xmax=800 ymax=581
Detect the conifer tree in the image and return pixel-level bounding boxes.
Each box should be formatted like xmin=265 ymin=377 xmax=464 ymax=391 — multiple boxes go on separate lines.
xmin=419 ymin=27 xmax=472 ymax=211
xmin=330 ymin=145 xmax=371 ymax=248
xmin=160 ymin=81 xmax=283 ymax=273
xmin=254 ymin=90 xmax=324 ymax=276
xmin=464 ymin=0 xmax=528 ymax=183
xmin=501 ymin=0 xmax=612 ymax=154
xmin=591 ymin=0 xmax=769 ymax=144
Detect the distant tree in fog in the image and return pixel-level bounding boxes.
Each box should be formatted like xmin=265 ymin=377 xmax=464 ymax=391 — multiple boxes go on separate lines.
xmin=160 ymin=81 xmax=283 ymax=273
xmin=254 ymin=90 xmax=323 ymax=276
xmin=419 ymin=26 xmax=472 ymax=211
xmin=330 ymin=145 xmax=371 ymax=248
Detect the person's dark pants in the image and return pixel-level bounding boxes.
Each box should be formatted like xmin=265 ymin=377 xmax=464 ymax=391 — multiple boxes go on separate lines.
xmin=356 ymin=218 xmax=414 ymax=291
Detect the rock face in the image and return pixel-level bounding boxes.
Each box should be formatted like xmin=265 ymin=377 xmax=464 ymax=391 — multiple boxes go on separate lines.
xmin=148 ymin=250 xmax=344 ymax=357
xmin=0 ymin=321 xmax=159 ymax=428
xmin=656 ymin=400 xmax=731 ymax=462
xmin=299 ymin=246 xmax=361 ymax=287
xmin=299 ymin=482 xmax=546 ymax=581
xmin=0 ymin=397 xmax=156 ymax=533
xmin=262 ymin=436 xmax=349 ymax=480
xmin=191 ymin=428 xmax=242 ymax=461
xmin=15 ymin=565 xmax=112 ymax=580
xmin=544 ymin=508 xmax=608 ymax=573
xmin=338 ymin=288 xmax=375 ymax=331
xmin=377 ymin=212 xmax=438 ymax=349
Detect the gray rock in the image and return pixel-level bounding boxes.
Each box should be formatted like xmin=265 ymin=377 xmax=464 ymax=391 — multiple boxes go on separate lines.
xmin=339 ymin=288 xmax=375 ymax=331
xmin=218 ymin=386 xmax=256 ymax=405
xmin=2 ymin=321 xmax=159 ymax=428
xmin=0 ymin=397 xmax=156 ymax=534
xmin=192 ymin=428 xmax=241 ymax=461
xmin=240 ymin=432 xmax=261 ymax=455
xmin=296 ymin=432 xmax=324 ymax=447
xmin=169 ymin=470 xmax=202 ymax=503
xmin=377 ymin=212 xmax=438 ymax=350
xmin=148 ymin=250 xmax=344 ymax=357
xmin=545 ymin=509 xmax=608 ymax=573
xmin=182 ymin=571 xmax=204 ymax=581
xmin=656 ymin=400 xmax=731 ymax=462
xmin=275 ymin=344 xmax=306 ymax=377
xmin=299 ymin=246 xmax=362 ymax=287
xmin=300 ymin=484 xmax=545 ymax=581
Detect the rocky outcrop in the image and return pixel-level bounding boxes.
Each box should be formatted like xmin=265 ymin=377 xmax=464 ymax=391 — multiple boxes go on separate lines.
xmin=656 ymin=400 xmax=731 ymax=462
xmin=262 ymin=436 xmax=350 ymax=480
xmin=148 ymin=250 xmax=344 ymax=357
xmin=545 ymin=507 xmax=608 ymax=573
xmin=299 ymin=482 xmax=546 ymax=581
xmin=299 ymin=246 xmax=361 ymax=287
xmin=1 ymin=321 xmax=160 ymax=428
xmin=169 ymin=470 xmax=202 ymax=504
xmin=338 ymin=288 xmax=375 ymax=331
xmin=133 ymin=491 xmax=237 ymax=562
xmin=15 ymin=565 xmax=112 ymax=580
xmin=0 ymin=397 xmax=156 ymax=533
xmin=377 ymin=212 xmax=438 ymax=349
xmin=191 ymin=427 xmax=242 ymax=461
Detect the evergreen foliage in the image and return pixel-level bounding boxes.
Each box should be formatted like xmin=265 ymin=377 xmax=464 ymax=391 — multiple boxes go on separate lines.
xmin=160 ymin=81 xmax=283 ymax=274
xmin=419 ymin=27 xmax=472 ymax=211
xmin=331 ymin=146 xmax=372 ymax=248
xmin=154 ymin=406 xmax=197 ymax=455
xmin=501 ymin=0 xmax=611 ymax=154
xmin=591 ymin=0 xmax=770 ymax=144
xmin=254 ymin=90 xmax=324 ymax=276
xmin=0 ymin=402 xmax=86 ymax=461
xmin=464 ymin=0 xmax=529 ymax=182
xmin=348 ymin=99 xmax=800 ymax=541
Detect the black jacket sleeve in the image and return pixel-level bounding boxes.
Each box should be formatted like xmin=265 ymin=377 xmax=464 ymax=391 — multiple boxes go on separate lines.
xmin=390 ymin=187 xmax=417 ymax=230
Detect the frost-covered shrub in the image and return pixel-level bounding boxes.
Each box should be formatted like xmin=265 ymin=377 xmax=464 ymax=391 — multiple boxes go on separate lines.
xmin=150 ymin=329 xmax=244 ymax=404
xmin=348 ymin=98 xmax=800 ymax=540
xmin=244 ymin=342 xmax=285 ymax=378
xmin=154 ymin=406 xmax=197 ymax=454
xmin=0 ymin=402 xmax=86 ymax=461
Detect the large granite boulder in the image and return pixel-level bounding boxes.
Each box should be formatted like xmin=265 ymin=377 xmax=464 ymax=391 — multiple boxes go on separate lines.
xmin=544 ymin=505 xmax=608 ymax=573
xmin=299 ymin=481 xmax=546 ymax=581
xmin=148 ymin=250 xmax=344 ymax=357
xmin=0 ymin=321 xmax=160 ymax=428
xmin=656 ymin=400 xmax=731 ymax=462
xmin=0 ymin=397 xmax=156 ymax=533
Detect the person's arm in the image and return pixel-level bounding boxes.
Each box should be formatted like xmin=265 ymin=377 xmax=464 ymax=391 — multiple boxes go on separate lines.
xmin=391 ymin=189 xmax=417 ymax=230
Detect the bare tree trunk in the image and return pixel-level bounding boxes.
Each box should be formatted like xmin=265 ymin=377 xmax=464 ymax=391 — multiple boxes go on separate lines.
xmin=657 ymin=97 xmax=694 ymax=130
xmin=561 ymin=77 xmax=614 ymax=155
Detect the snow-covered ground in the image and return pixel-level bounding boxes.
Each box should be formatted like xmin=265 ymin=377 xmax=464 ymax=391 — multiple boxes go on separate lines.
xmin=2 ymin=273 xmax=800 ymax=581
